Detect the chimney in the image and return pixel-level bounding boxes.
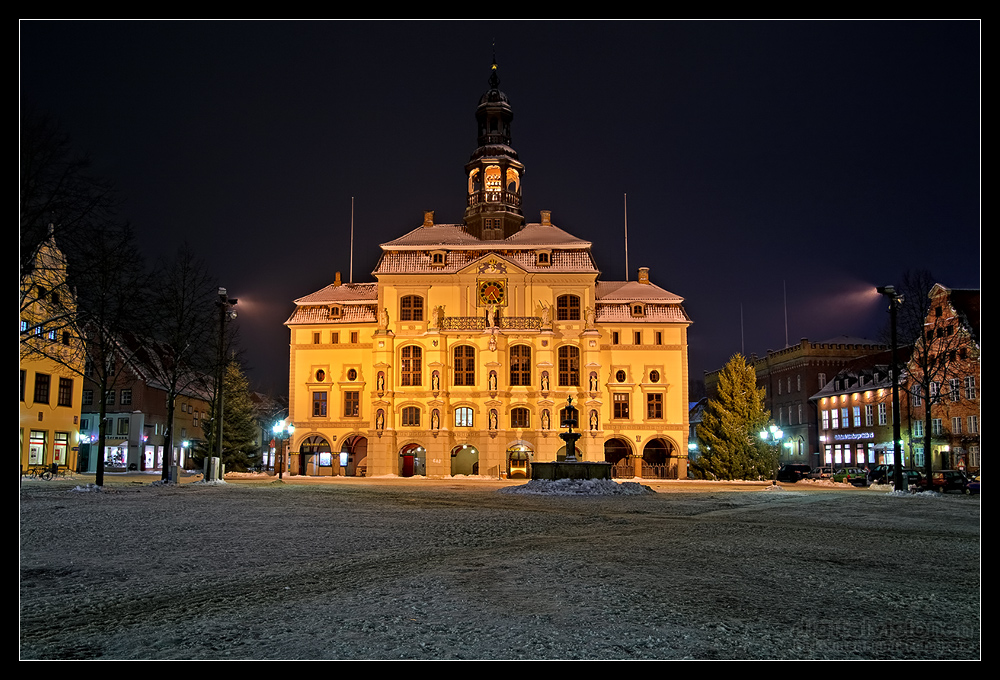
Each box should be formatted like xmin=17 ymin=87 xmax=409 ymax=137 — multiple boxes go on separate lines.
xmin=638 ymin=267 xmax=650 ymax=284
xmin=334 ymin=272 xmax=342 ymax=287
xmin=540 ymin=210 xmax=551 ymax=226
xmin=423 ymin=211 xmax=435 ymax=227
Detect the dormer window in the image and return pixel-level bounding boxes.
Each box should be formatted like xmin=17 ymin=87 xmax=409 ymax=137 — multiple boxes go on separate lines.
xmin=430 ymin=251 xmax=446 ymax=267
xmin=631 ymin=303 xmax=645 ymax=317
xmin=329 ymin=305 xmax=342 ymax=319
xmin=536 ymin=250 xmax=551 ymax=266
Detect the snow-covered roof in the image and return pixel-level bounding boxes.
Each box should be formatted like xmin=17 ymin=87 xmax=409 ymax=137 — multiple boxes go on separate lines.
xmin=374 ymin=249 xmax=597 ymax=275
xmin=292 ymin=282 xmax=378 ymax=305
xmin=379 ymin=222 xmax=592 ymax=250
xmin=596 ymin=280 xmax=684 ymax=303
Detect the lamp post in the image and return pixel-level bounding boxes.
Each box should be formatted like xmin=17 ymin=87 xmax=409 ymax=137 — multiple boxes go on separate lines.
xmin=211 ymin=287 xmax=238 ymax=482
xmin=272 ymin=421 xmax=294 ymax=480
xmin=877 ymin=285 xmax=906 ymax=492
xmin=759 ymin=423 xmax=784 ymax=479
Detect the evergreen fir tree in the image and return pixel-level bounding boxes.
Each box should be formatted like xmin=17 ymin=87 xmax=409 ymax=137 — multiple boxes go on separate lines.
xmin=694 ymin=354 xmax=775 ymax=480
xmin=197 ymin=361 xmax=260 ymax=472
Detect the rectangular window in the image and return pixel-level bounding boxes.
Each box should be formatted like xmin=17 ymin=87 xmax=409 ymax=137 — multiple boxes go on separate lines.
xmin=509 ymin=345 xmax=531 ymax=386
xmin=612 ymin=331 xmax=620 ymax=345
xmin=402 ymin=407 xmax=420 ymax=427
xmin=312 ymin=392 xmax=327 ymax=418
xmin=344 ymin=391 xmax=359 ymax=418
xmin=952 ymin=417 xmax=962 ymax=435
xmin=877 ymin=403 xmax=887 ymax=426
xmin=822 ymin=410 xmax=829 ymax=430
xmin=913 ymin=420 xmax=924 ymax=437
xmin=852 ymin=406 xmax=861 ymax=427
xmin=949 ymin=378 xmax=961 ymax=402
xmin=117 ymin=418 xmax=129 ymax=436
xmin=634 ymin=331 xmax=641 ymax=345
xmin=841 ymin=408 xmax=848 ymax=429
xmin=351 ymin=331 xmax=359 ymax=344
xmin=647 ymin=393 xmax=662 ymax=419
xmin=968 ymin=415 xmax=978 ymax=434
xmin=831 ymin=408 xmax=839 ymax=429
xmin=83 ymin=390 xmax=93 ymax=406
xmin=120 ymin=389 xmax=132 ymax=406
xmin=865 ymin=404 xmax=874 ymax=426
xmin=58 ymin=378 xmax=73 ymax=407
xmin=313 ymin=332 xmax=321 ymax=344
xmin=929 ymin=382 xmax=940 ymax=398
xmin=106 ymin=390 xmax=116 ymax=405
xmin=818 ymin=373 xmax=826 ymax=389
xmin=331 ymin=332 xmax=340 ymax=344
xmin=965 ymin=376 xmax=976 ymax=400
xmin=34 ymin=373 xmax=50 ymax=404
xmin=510 ymin=408 xmax=530 ymax=429
xmin=932 ymin=419 xmax=942 ymax=435
xmin=613 ymin=393 xmax=629 ymax=419
xmin=655 ymin=331 xmax=663 ymax=345
xmin=911 ymin=384 xmax=923 ymax=407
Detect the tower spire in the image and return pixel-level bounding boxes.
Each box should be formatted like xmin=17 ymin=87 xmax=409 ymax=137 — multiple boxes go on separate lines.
xmin=463 ymin=56 xmax=524 ymax=240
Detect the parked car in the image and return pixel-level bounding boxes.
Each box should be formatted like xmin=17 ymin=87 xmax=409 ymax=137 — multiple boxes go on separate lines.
xmin=916 ymin=470 xmax=969 ymax=494
xmin=808 ymin=466 xmax=835 ymax=480
xmin=965 ymin=474 xmax=980 ymax=495
xmin=833 ymin=468 xmax=869 ymax=487
xmin=868 ymin=465 xmax=922 ymax=488
xmin=777 ymin=464 xmax=812 ymax=483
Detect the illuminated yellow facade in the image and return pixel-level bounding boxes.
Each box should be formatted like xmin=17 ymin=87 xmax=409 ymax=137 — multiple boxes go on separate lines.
xmin=19 ymin=229 xmax=85 ymax=471
xmin=284 ymin=64 xmax=691 ymax=479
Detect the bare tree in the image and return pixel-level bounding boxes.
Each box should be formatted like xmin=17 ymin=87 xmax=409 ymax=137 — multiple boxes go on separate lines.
xmin=143 ymin=245 xmax=220 ymax=480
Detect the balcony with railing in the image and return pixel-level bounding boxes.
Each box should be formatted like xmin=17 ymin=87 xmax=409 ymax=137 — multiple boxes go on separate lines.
xmin=441 ymin=316 xmax=541 ymax=331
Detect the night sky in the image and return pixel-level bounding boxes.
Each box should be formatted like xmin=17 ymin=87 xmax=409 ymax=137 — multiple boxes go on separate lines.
xmin=20 ymin=20 xmax=981 ymax=396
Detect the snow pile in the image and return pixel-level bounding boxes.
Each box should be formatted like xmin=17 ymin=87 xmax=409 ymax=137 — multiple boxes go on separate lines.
xmin=70 ymin=484 xmax=103 ymax=493
xmin=498 ymin=478 xmax=655 ymax=496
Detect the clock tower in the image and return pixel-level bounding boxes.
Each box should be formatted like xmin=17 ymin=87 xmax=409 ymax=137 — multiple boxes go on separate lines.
xmin=463 ymin=59 xmax=525 ymax=241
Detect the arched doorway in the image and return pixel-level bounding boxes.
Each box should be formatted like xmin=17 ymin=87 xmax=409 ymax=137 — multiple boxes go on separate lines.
xmin=398 ymin=443 xmax=426 ymax=477
xmin=643 ymin=438 xmax=676 ymax=479
xmin=506 ymin=442 xmax=533 ymax=478
xmin=299 ymin=435 xmax=332 ymax=476
xmin=451 ymin=444 xmax=479 ymax=476
xmin=604 ymin=437 xmax=632 ymax=477
xmin=340 ymin=435 xmax=368 ymax=477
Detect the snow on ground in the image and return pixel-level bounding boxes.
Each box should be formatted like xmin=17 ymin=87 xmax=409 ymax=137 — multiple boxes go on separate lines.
xmin=21 ymin=474 xmax=980 ymax=660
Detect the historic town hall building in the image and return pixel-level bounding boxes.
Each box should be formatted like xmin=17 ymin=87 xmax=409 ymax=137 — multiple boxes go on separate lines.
xmin=284 ymin=63 xmax=692 ymax=479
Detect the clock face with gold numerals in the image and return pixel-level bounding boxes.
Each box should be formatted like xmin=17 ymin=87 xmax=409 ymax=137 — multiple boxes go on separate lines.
xmin=478 ymin=279 xmax=507 ymax=306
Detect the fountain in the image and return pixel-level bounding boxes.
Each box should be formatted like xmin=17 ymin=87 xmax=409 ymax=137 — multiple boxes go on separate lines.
xmin=530 ymin=397 xmax=612 ymax=480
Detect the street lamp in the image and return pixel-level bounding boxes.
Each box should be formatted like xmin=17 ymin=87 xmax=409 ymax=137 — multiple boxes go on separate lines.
xmin=759 ymin=423 xmax=784 ymax=478
xmin=211 ymin=287 xmax=238 ymax=482
xmin=877 ymin=285 xmax=906 ymax=492
xmin=272 ymin=421 xmax=294 ymax=480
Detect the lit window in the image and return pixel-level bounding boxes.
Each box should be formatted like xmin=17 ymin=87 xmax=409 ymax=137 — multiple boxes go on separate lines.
xmin=455 ymin=407 xmax=474 ymax=427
